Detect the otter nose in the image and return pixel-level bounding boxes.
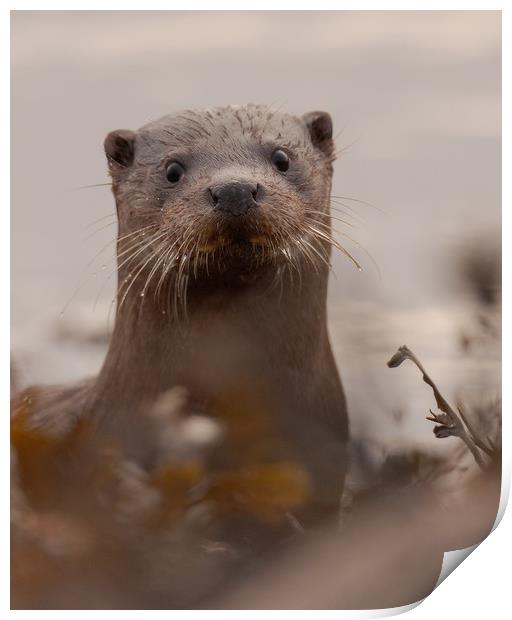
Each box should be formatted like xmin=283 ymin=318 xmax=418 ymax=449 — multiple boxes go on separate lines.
xmin=209 ymin=182 xmax=260 ymax=216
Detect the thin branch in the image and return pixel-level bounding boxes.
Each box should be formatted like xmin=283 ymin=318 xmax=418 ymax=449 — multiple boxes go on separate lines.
xmin=387 ymin=345 xmax=486 ymax=469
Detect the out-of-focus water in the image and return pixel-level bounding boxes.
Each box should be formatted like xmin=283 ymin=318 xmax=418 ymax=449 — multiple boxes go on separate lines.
xmin=11 ymin=11 xmax=501 ymax=447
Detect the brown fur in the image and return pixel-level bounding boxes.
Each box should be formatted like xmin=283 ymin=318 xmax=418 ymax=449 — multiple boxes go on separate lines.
xmin=12 ymin=104 xmax=349 ymax=523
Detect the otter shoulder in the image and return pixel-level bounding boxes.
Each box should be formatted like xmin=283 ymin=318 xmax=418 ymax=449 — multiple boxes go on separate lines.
xmin=11 ymin=378 xmax=94 ymax=440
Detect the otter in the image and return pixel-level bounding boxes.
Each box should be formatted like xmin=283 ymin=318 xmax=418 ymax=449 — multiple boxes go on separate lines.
xmin=12 ymin=104 xmax=349 ymax=525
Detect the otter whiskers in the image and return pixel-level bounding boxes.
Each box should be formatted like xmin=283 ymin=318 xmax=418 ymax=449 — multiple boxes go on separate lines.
xmin=61 ymin=224 xmax=158 ymax=318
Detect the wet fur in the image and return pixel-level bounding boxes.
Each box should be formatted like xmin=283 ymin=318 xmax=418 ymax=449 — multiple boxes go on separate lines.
xmin=13 ymin=104 xmax=349 ymax=522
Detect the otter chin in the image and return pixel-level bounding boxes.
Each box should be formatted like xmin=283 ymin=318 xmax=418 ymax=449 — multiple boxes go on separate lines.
xmin=13 ymin=104 xmax=350 ymax=530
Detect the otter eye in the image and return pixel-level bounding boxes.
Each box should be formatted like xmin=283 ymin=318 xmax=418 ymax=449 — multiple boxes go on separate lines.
xmin=165 ymin=161 xmax=185 ymax=184
xmin=271 ymin=149 xmax=290 ymax=172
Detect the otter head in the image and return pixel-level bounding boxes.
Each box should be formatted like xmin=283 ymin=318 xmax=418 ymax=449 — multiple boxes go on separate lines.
xmin=104 ymin=105 xmax=336 ymax=297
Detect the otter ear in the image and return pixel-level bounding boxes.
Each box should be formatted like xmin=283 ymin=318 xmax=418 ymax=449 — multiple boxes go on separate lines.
xmin=104 ymin=129 xmax=136 ymax=169
xmin=302 ymin=111 xmax=333 ymax=151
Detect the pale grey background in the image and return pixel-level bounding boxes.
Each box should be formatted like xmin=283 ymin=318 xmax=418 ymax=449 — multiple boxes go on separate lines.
xmin=11 ymin=11 xmax=501 ymax=449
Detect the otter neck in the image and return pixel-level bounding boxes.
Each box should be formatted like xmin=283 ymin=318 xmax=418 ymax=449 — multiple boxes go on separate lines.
xmin=90 ymin=249 xmax=331 ymax=431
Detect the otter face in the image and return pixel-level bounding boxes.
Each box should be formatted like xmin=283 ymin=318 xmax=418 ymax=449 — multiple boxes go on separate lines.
xmin=104 ymin=105 xmax=336 ymax=288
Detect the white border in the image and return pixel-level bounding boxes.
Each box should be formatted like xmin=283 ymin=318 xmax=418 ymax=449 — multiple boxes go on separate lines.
xmin=3 ymin=2 xmax=508 ymax=10
xmin=4 ymin=2 xmax=508 ymax=617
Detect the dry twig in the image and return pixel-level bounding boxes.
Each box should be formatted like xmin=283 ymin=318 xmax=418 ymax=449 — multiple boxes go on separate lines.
xmin=387 ymin=345 xmax=488 ymax=469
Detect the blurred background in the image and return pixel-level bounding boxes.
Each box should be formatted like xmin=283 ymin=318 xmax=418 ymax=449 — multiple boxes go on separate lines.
xmin=11 ymin=10 xmax=501 ymax=451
